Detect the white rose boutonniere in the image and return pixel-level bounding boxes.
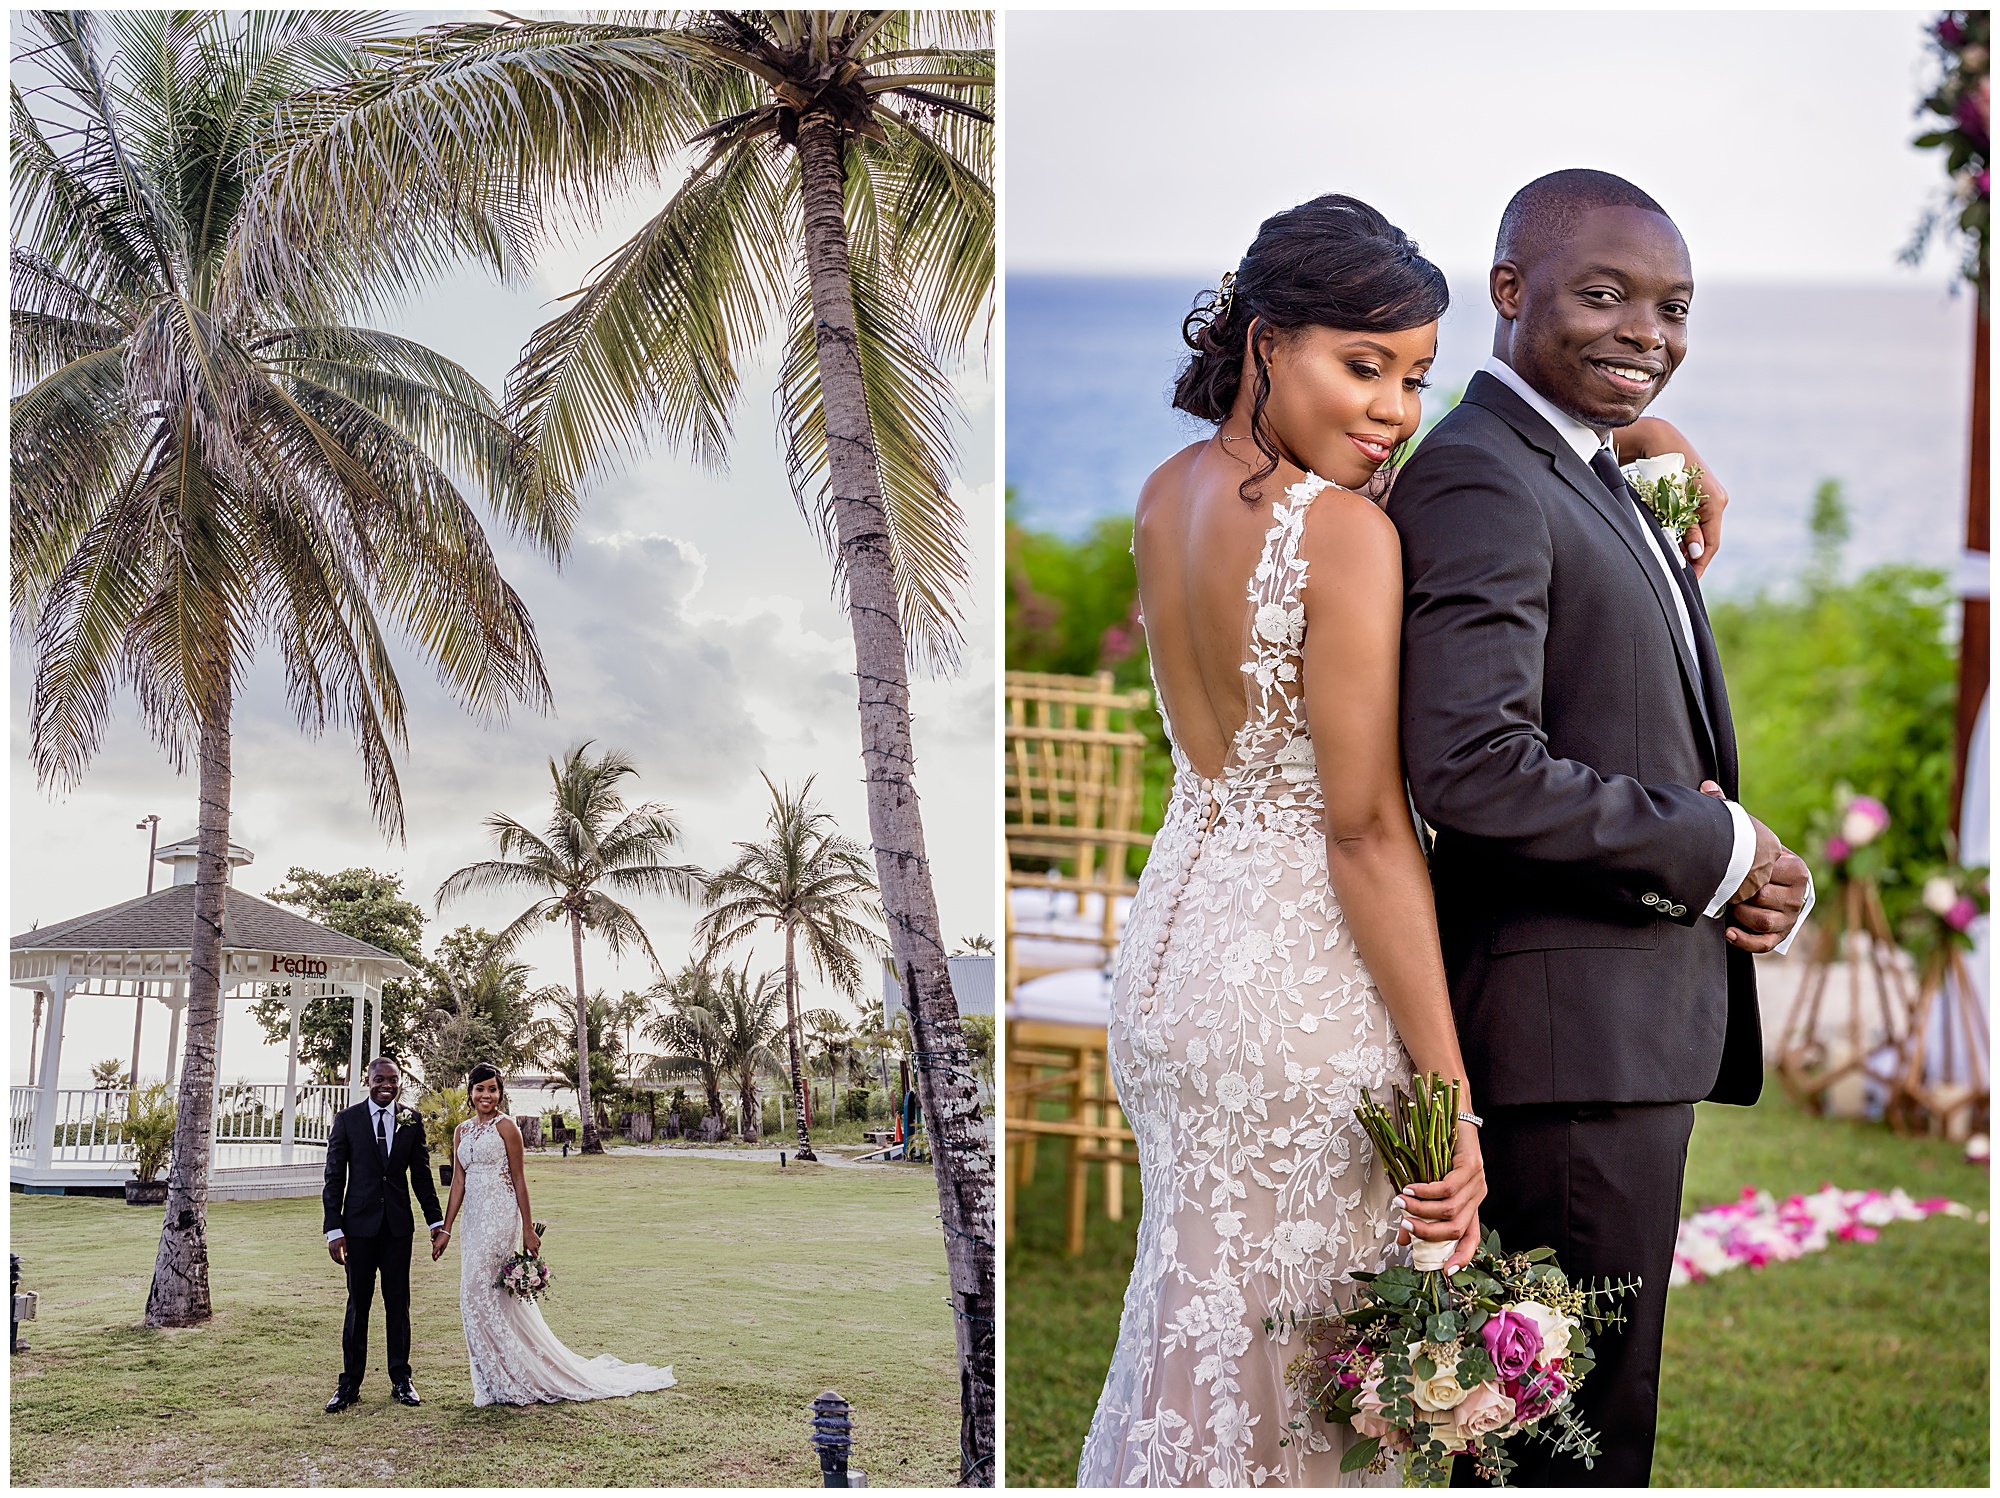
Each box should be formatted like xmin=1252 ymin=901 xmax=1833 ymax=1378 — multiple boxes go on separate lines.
xmin=1620 ymin=451 xmax=1705 ymax=542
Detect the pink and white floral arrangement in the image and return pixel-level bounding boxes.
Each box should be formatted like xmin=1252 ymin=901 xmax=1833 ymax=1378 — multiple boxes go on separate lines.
xmin=1276 ymin=1230 xmax=1636 ymax=1485
xmin=497 ymin=1248 xmax=553 ymax=1302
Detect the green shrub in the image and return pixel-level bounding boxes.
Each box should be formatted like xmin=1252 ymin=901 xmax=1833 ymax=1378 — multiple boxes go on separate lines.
xmin=1709 ymin=483 xmax=1957 ymax=925
xmin=844 ymin=1087 xmax=871 ymax=1121
xmin=1005 ymin=495 xmax=1171 ymax=866
xmin=124 ymin=1083 xmax=177 ymax=1182
xmin=417 ymin=1085 xmax=471 ymax=1157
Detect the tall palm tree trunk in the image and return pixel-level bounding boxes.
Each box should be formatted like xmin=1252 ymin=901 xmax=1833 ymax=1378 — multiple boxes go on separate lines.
xmin=796 ymin=109 xmax=995 ymax=1482
xmin=145 ymin=666 xmax=233 ymax=1326
xmin=570 ymin=912 xmax=602 ymax=1153
xmin=783 ymin=921 xmax=815 ymax=1161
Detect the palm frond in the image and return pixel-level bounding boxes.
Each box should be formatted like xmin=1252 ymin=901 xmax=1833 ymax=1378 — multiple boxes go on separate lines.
xmin=505 ymin=130 xmax=792 ymax=500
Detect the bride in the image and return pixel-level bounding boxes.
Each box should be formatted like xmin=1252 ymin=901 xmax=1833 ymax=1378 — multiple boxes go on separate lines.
xmin=1075 ymin=194 xmax=1718 ymax=1487
xmin=436 ymin=1062 xmax=677 ymax=1406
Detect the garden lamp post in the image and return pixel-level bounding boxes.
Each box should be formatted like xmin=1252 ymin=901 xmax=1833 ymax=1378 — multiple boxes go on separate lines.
xmin=129 ymin=815 xmax=161 ymax=1084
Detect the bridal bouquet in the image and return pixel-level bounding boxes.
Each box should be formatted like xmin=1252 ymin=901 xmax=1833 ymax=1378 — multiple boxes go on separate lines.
xmin=1274 ymin=1073 xmax=1638 ymax=1484
xmin=1279 ymin=1233 xmax=1637 ymax=1484
xmin=497 ymin=1246 xmax=552 ymax=1303
xmin=1620 ymin=452 xmax=1706 ymax=541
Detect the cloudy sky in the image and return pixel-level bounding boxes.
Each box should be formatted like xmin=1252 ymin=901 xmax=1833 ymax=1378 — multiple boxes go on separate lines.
xmin=1007 ymin=8 xmax=1958 ymax=284
xmin=11 ymin=77 xmax=995 ymax=1085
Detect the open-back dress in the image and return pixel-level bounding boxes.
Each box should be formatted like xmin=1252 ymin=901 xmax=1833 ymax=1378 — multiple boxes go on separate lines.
xmin=1077 ymin=475 xmax=1411 ymax=1487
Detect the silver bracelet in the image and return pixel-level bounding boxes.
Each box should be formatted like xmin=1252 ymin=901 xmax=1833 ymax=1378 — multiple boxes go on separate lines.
xmin=1458 ymin=1109 xmax=1484 ymax=1128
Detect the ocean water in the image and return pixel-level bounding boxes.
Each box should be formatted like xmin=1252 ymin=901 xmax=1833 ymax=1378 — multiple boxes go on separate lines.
xmin=1006 ymin=275 xmax=1976 ymax=595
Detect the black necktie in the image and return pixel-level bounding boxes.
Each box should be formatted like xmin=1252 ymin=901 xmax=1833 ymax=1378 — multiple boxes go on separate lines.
xmin=376 ymin=1106 xmax=390 ymax=1163
xmin=1587 ymin=447 xmax=1638 ymax=512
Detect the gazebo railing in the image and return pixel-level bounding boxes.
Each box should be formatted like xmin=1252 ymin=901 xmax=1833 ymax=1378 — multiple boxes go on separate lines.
xmin=11 ymin=1087 xmax=39 ymax=1158
xmin=10 ymin=1083 xmax=344 ymax=1165
xmin=17 ymin=1087 xmax=132 ymax=1162
xmin=212 ymin=1083 xmax=344 ymax=1146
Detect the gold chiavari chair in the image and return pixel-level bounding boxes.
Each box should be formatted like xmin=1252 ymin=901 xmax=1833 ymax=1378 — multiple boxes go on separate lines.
xmin=1004 ymin=669 xmax=1153 ymax=1255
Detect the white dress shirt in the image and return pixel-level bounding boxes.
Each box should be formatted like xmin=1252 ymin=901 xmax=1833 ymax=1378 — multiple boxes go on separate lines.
xmin=326 ymin=1098 xmax=446 ymax=1241
xmin=1479 ymin=357 xmax=1812 ymax=953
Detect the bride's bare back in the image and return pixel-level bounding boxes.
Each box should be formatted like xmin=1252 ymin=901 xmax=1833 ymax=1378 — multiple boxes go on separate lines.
xmin=1132 ymin=440 xmax=1295 ymax=780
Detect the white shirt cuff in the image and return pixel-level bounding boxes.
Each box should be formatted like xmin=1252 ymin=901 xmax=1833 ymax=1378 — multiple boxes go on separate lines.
xmin=326 ymin=1229 xmax=344 ymax=1242
xmin=1704 ymin=800 xmax=1756 ymax=918
xmin=429 ymin=1221 xmax=445 ymax=1231
xmin=1772 ymin=869 xmax=1816 ymax=956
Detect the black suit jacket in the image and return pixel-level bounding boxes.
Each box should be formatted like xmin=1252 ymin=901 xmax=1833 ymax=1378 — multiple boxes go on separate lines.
xmin=1390 ymin=371 xmax=1762 ymax=1108
xmin=322 ymin=1100 xmax=443 ymax=1241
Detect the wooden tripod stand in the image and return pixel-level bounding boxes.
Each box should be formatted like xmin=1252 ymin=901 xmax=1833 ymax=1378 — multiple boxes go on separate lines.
xmin=1776 ymin=876 xmax=1915 ymax=1115
xmin=1885 ymin=937 xmax=1990 ymax=1140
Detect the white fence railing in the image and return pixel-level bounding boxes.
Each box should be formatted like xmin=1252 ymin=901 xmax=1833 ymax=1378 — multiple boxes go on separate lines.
xmin=11 ymin=1087 xmax=39 ymax=1158
xmin=10 ymin=1084 xmax=342 ymax=1166
xmin=212 ymin=1083 xmax=344 ymax=1146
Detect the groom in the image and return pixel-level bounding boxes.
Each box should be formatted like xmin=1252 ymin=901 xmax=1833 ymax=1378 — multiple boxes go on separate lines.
xmin=1391 ymin=170 xmax=1812 ymax=1486
xmin=322 ymin=1057 xmax=447 ymax=1413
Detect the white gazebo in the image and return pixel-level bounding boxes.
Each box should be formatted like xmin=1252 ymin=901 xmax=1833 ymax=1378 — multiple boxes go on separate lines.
xmin=11 ymin=846 xmax=414 ymax=1199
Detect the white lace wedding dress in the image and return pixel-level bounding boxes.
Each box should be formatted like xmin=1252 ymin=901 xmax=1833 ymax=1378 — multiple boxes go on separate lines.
xmin=1078 ymin=476 xmax=1411 ymax=1487
xmin=455 ymin=1115 xmax=677 ymax=1406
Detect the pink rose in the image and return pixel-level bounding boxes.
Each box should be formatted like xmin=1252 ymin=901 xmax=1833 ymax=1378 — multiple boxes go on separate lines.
xmin=1825 ymin=836 xmax=1851 ymax=863
xmin=1946 ymin=896 xmax=1978 ymax=932
xmin=1509 ymin=1367 xmax=1568 ymax=1424
xmin=1479 ymin=1309 xmax=1542 ymax=1381
xmin=1352 ymin=1365 xmax=1395 ymax=1440
xmin=1848 ymin=794 xmax=1890 ymax=828
xmin=1451 ymin=1382 xmax=1517 ymax=1441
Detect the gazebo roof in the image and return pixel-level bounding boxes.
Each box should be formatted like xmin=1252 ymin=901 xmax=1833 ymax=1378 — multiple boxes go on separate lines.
xmin=11 ymin=883 xmax=413 ymax=974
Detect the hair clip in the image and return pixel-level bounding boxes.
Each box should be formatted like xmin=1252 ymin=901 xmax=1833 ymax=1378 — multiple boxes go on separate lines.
xmin=1215 ymin=270 xmax=1236 ymax=315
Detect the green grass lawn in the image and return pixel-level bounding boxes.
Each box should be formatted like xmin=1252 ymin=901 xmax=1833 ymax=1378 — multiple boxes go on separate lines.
xmin=11 ymin=1150 xmax=957 ymax=1486
xmin=1005 ymin=1080 xmax=1989 ymax=1486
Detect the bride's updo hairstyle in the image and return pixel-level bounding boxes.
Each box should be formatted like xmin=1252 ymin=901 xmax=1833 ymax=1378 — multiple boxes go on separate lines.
xmin=467 ymin=1061 xmax=507 ymax=1113
xmin=1176 ymin=194 xmax=1449 ymax=501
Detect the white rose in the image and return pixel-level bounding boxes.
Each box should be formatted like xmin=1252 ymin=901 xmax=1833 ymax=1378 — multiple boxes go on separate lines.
xmin=1621 ymin=452 xmax=1686 ymax=486
xmin=1509 ymin=1302 xmax=1577 ymax=1369
xmin=1406 ymin=1344 xmax=1469 ymax=1411
xmin=1924 ymin=875 xmax=1960 ymax=916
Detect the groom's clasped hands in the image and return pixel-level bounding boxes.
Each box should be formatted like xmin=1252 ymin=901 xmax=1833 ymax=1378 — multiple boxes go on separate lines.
xmin=1701 ymin=781 xmax=1812 ymax=952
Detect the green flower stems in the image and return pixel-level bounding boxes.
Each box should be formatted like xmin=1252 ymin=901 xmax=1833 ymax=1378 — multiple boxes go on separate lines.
xmin=1356 ymin=1072 xmax=1459 ymax=1192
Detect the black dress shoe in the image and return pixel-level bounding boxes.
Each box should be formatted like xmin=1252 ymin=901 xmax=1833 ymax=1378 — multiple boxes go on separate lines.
xmin=390 ymin=1380 xmax=422 ymax=1407
xmin=326 ymin=1388 xmax=359 ymax=1413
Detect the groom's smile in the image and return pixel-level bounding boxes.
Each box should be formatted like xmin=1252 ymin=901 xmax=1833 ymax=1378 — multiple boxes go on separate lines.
xmin=1491 ymin=203 xmax=1693 ymax=432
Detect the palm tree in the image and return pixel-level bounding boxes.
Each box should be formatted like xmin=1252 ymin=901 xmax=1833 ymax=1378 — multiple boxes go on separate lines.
xmin=708 ymin=962 xmax=787 ymax=1142
xmin=247 ymin=12 xmax=997 ymax=1461
xmin=698 ymin=774 xmax=880 ymax=1163
xmin=534 ymin=986 xmax=622 ymax=1136
xmin=417 ymin=929 xmax=550 ymax=1085
xmin=801 ymin=1007 xmax=852 ymax=1121
xmin=608 ymin=988 xmax=653 ymax=1088
xmin=10 ymin=11 xmax=558 ymax=1328
xmin=436 ymin=744 xmax=700 ymax=1152
xmin=856 ymin=994 xmax=898 ymax=1099
xmin=644 ymin=961 xmax=729 ymax=1132
xmin=642 ymin=961 xmax=723 ymax=1130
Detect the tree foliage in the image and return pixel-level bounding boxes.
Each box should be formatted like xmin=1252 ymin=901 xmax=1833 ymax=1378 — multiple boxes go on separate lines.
xmin=247 ymin=866 xmax=428 ymax=1081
